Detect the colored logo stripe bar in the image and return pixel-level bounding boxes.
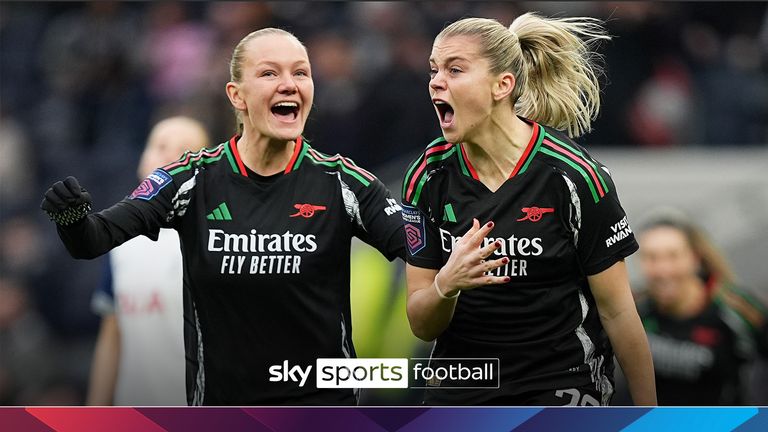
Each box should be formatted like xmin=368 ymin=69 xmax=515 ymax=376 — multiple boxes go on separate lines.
xmin=0 ymin=407 xmax=764 ymax=432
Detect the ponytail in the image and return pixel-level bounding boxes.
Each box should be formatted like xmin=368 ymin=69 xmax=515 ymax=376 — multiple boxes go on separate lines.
xmin=437 ymin=13 xmax=610 ymax=138
xmin=510 ymin=12 xmax=610 ymax=138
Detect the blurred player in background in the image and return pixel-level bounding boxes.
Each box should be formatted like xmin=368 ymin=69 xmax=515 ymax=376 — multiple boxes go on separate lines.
xmin=86 ymin=117 xmax=209 ymax=405
xmin=402 ymin=13 xmax=656 ymax=405
xmin=42 ymin=28 xmax=404 ymax=405
xmin=636 ymin=210 xmax=768 ymax=405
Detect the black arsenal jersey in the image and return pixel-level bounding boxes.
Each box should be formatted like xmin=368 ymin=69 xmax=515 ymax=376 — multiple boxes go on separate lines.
xmin=639 ymin=281 xmax=768 ymax=405
xmin=57 ymin=136 xmax=405 ymax=405
xmin=401 ymin=120 xmax=639 ymax=405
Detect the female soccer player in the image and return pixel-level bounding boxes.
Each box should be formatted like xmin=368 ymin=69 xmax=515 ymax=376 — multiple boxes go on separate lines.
xmin=401 ymin=14 xmax=656 ymax=405
xmin=41 ymin=28 xmax=404 ymax=405
xmin=636 ymin=211 xmax=768 ymax=405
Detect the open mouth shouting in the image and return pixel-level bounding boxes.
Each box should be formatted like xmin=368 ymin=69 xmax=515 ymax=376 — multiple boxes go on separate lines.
xmin=433 ymin=99 xmax=455 ymax=129
xmin=271 ymin=101 xmax=300 ymax=123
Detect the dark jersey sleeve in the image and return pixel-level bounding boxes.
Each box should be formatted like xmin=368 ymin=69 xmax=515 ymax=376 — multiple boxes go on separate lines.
xmin=352 ymin=177 xmax=405 ymax=261
xmin=569 ymin=161 xmax=639 ymax=275
xmin=401 ymin=170 xmax=443 ymax=269
xmin=56 ymin=167 xmax=195 ymax=259
xmin=719 ymin=284 xmax=768 ymax=357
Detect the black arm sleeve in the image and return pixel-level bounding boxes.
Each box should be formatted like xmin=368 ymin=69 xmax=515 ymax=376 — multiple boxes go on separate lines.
xmin=57 ymin=200 xmax=166 ymax=259
xmin=572 ymin=161 xmax=639 ymax=275
xmin=401 ymin=167 xmax=443 ymax=270
xmin=400 ymin=203 xmax=442 ymax=270
xmin=56 ymin=167 xmax=186 ymax=259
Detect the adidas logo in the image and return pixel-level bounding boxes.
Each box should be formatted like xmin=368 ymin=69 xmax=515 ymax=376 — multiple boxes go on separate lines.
xmin=207 ymin=202 xmax=232 ymax=221
xmin=443 ymin=203 xmax=457 ymax=223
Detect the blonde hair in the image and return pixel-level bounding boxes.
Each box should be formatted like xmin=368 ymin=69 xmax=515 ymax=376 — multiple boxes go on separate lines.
xmin=138 ymin=116 xmax=210 ymax=179
xmin=437 ymin=13 xmax=610 ymax=138
xmin=229 ymin=28 xmax=306 ymax=134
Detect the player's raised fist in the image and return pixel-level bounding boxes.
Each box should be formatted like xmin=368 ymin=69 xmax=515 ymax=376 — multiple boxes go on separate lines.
xmin=41 ymin=176 xmax=93 ymax=226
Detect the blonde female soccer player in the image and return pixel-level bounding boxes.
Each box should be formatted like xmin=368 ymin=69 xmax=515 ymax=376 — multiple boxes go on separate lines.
xmin=401 ymin=14 xmax=656 ymax=406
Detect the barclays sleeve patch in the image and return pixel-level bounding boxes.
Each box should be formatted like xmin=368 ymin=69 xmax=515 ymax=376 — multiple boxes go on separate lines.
xmin=401 ymin=204 xmax=426 ymax=255
xmin=129 ymin=168 xmax=173 ymax=201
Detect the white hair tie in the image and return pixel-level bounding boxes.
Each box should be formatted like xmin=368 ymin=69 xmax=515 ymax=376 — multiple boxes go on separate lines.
xmin=434 ymin=276 xmax=460 ymax=300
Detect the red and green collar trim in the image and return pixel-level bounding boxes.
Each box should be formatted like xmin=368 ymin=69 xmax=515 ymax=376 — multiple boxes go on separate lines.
xmin=283 ymin=136 xmax=305 ymax=174
xmin=226 ymin=135 xmax=249 ymax=177
xmin=225 ymin=136 xmax=373 ymax=186
xmin=510 ymin=121 xmax=542 ymax=177
xmin=225 ymin=135 xmax=306 ymax=177
xmin=456 ymin=121 xmax=542 ymax=180
xmin=457 ymin=143 xmax=478 ymax=179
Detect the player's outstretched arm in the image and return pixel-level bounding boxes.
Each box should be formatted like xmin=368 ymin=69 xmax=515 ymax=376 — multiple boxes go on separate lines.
xmin=589 ymin=260 xmax=658 ymax=406
xmin=41 ymin=176 xmax=165 ymax=259
xmin=406 ymin=219 xmax=509 ymax=341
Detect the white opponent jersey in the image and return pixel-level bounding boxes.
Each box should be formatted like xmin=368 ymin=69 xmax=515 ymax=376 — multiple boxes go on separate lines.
xmin=92 ymin=229 xmax=186 ymax=405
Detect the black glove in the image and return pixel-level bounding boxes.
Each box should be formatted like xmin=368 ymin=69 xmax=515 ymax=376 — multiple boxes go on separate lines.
xmin=41 ymin=176 xmax=93 ymax=226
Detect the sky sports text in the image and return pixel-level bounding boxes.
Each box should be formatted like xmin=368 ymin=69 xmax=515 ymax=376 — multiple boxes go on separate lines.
xmin=268 ymin=358 xmax=499 ymax=389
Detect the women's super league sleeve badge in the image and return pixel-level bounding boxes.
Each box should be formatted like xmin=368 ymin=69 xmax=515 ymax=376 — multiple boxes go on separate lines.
xmin=401 ymin=204 xmax=426 ymax=255
xmin=129 ymin=168 xmax=173 ymax=201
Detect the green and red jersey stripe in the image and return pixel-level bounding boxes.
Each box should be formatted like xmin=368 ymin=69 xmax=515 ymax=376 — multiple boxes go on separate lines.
xmin=283 ymin=136 xmax=304 ymax=174
xmin=511 ymin=124 xmax=609 ymax=203
xmin=455 ymin=122 xmax=542 ymax=181
xmin=163 ymin=136 xmax=321 ymax=178
xmin=544 ymin=133 xmax=609 ymax=194
xmin=457 ymin=143 xmax=478 ymax=180
xmin=715 ymin=281 xmax=768 ymax=331
xmin=226 ymin=136 xmax=249 ymax=177
xmin=544 ymin=140 xmax=605 ymax=195
xmin=515 ymin=122 xmax=547 ymax=176
xmin=223 ymin=135 xmax=374 ymax=185
xmin=402 ymin=137 xmax=448 ymax=199
xmin=163 ymin=145 xmax=228 ymax=176
xmin=164 ymin=146 xmax=224 ymax=170
xmin=403 ymin=141 xmax=455 ymax=205
xmin=535 ymin=132 xmax=608 ymax=203
xmin=307 ymin=148 xmax=375 ymax=180
xmin=544 ymin=138 xmax=605 ymax=193
xmin=296 ymin=146 xmax=375 ymax=187
xmin=509 ymin=122 xmax=541 ymax=178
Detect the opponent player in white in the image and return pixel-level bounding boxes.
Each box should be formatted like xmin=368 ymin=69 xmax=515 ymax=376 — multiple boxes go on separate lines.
xmin=87 ymin=117 xmax=209 ymax=405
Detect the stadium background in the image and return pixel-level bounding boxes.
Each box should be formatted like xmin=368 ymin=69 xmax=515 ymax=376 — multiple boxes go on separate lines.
xmin=0 ymin=1 xmax=766 ymax=405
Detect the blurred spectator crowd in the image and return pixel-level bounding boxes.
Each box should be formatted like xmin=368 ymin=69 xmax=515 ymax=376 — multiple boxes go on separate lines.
xmin=0 ymin=1 xmax=766 ymax=405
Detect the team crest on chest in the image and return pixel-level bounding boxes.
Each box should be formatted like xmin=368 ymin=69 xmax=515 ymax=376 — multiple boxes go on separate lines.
xmin=517 ymin=206 xmax=555 ymax=222
xmin=290 ymin=203 xmax=327 ymax=218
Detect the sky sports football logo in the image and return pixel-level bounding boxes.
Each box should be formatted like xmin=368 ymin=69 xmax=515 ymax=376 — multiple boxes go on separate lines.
xmin=268 ymin=358 xmax=499 ymax=389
